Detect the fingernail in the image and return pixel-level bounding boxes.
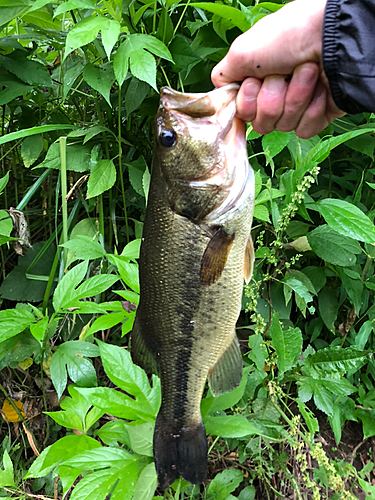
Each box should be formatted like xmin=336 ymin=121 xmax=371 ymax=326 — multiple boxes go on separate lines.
xmin=264 ymin=77 xmax=286 ymax=96
xmin=243 ymin=81 xmax=259 ymax=102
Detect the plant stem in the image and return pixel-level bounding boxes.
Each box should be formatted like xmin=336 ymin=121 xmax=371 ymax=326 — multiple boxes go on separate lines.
xmin=60 ymin=137 xmax=68 ymax=269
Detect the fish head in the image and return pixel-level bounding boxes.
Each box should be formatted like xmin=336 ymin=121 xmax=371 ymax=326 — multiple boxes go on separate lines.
xmin=154 ymin=85 xmax=250 ymax=222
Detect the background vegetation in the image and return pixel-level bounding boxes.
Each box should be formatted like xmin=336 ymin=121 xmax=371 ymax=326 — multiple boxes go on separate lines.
xmin=1 ymin=0 xmax=375 ymax=498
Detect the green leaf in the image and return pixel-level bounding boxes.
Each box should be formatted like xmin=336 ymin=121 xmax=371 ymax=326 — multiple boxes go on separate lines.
xmin=127 ymin=156 xmax=148 ymax=197
xmin=190 ymin=3 xmax=251 ymax=32
xmin=201 ymin=367 xmax=249 ymax=418
xmin=25 ymin=435 xmax=101 ymax=478
xmin=67 ymin=274 xmax=119 ymax=303
xmin=0 ymin=450 xmax=15 ymax=488
xmin=307 ymin=224 xmax=361 ymax=266
xmin=126 ymin=422 xmax=154 ymax=457
xmin=253 ymin=204 xmax=270 ymax=222
xmin=60 ymin=235 xmax=105 ymax=262
xmin=54 ymin=0 xmax=96 ymax=17
xmin=120 ymin=239 xmax=141 ymax=260
xmin=0 ymin=125 xmax=76 ymax=146
xmin=30 ymin=315 xmax=49 ymax=343
xmin=62 ymin=446 xmax=136 ymax=470
xmin=97 ymin=341 xmax=160 ymax=417
xmin=318 ymin=287 xmax=339 ymax=332
xmin=207 ymin=469 xmax=243 ymax=500
xmin=21 ymin=134 xmax=44 ymax=168
xmin=53 ymin=260 xmax=88 ymax=311
xmin=86 ymin=159 xmax=116 ymax=198
xmin=83 ymin=63 xmax=115 ymax=106
xmin=110 ymin=255 xmax=139 ymax=292
xmin=114 ymin=34 xmax=173 ymax=88
xmin=303 ymin=346 xmax=368 ymax=377
xmin=86 ymin=310 xmax=128 ymax=336
xmin=0 ymin=309 xmax=35 ymax=343
xmin=317 ymin=199 xmax=375 ymax=244
xmin=297 ymin=400 xmax=319 ymax=435
xmin=270 ymin=313 xmax=302 ymax=373
xmin=262 ymin=131 xmax=291 ymax=158
xmin=0 ymin=171 xmax=9 ymax=194
xmin=204 ymin=415 xmax=259 ymax=438
xmin=238 ymin=486 xmax=256 ymax=500
xmin=1 ymin=50 xmax=52 ymax=86
xmin=37 ymin=141 xmax=91 ymax=172
xmin=355 ymin=321 xmax=374 ymax=350
xmin=50 ymin=341 xmax=99 ymax=398
xmin=0 ymin=0 xmax=32 ymax=28
xmin=125 ymin=77 xmax=150 ymax=115
xmin=96 ymin=420 xmax=131 ymax=447
xmin=131 ymin=462 xmax=158 ymax=500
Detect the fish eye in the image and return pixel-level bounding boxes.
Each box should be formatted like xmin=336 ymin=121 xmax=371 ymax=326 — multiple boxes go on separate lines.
xmin=159 ymin=129 xmax=177 ymax=148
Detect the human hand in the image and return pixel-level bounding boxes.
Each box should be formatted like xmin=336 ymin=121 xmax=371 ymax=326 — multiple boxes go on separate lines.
xmin=211 ymin=0 xmax=345 ymax=139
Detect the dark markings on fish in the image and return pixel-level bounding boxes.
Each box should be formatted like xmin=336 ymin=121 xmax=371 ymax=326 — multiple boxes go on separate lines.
xmin=200 ymin=227 xmax=235 ymax=286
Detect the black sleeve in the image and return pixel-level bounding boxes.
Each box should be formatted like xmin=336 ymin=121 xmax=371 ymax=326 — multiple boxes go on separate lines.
xmin=323 ymin=0 xmax=375 ymax=114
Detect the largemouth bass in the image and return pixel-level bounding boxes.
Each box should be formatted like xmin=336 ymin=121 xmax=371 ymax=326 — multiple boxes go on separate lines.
xmin=131 ymin=84 xmax=255 ymax=490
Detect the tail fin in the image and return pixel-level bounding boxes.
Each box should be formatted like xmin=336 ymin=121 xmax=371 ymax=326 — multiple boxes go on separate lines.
xmin=154 ymin=413 xmax=208 ymax=490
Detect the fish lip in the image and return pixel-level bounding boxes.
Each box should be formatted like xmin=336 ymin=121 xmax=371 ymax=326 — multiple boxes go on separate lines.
xmin=159 ymin=84 xmax=240 ymax=119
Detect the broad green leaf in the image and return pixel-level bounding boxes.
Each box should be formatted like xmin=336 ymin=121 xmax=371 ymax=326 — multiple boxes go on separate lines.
xmin=131 ymin=462 xmax=158 ymax=500
xmin=50 ymin=348 xmax=67 ymax=400
xmin=270 ymin=313 xmax=302 ymax=373
xmin=75 ymin=386 xmax=157 ymax=421
xmin=30 ymin=315 xmax=49 ymax=343
xmin=86 ymin=310 xmax=128 ymax=336
xmin=336 ymin=267 xmax=363 ymax=314
xmin=0 ymin=450 xmax=15 ymax=488
xmin=96 ymin=420 xmax=131 ymax=447
xmin=318 ymin=287 xmax=339 ymax=332
xmin=207 ymin=469 xmax=243 ymax=500
xmin=87 ymin=159 xmax=116 ymax=198
xmin=120 ymin=239 xmax=141 ymax=260
xmin=126 ymin=422 xmax=154 ymax=456
xmin=37 ymin=141 xmax=91 ymax=172
xmin=25 ymin=435 xmax=101 ymax=478
xmin=0 ymin=309 xmax=35 ymax=343
xmin=262 ymin=131 xmax=291 ymax=158
xmin=238 ymin=486 xmax=256 ymax=500
xmin=356 ymin=409 xmax=375 ymax=439
xmin=65 ymin=218 xmax=98 ymax=268
xmin=21 ymin=134 xmax=43 ymax=168
xmin=64 ymin=17 xmax=120 ymax=60
xmin=253 ymin=204 xmax=270 ymax=222
xmin=303 ymin=346 xmax=368 ymax=377
xmin=60 ymin=235 xmax=105 ymax=262
xmin=190 ymin=3 xmax=251 ymax=32
xmin=248 ymin=334 xmax=267 ymax=370
xmin=317 ymin=199 xmax=375 ymax=244
xmin=52 ymin=260 xmax=88 ymax=311
xmin=307 ymin=224 xmax=362 ymax=266
xmin=127 ymin=156 xmax=148 ymax=196
xmin=110 ymin=255 xmax=139 ymax=292
xmin=97 ymin=341 xmax=160 ymax=416
xmin=66 ymin=274 xmax=119 ymax=303
xmin=54 ymin=0 xmax=96 ymax=17
xmin=83 ymin=63 xmax=115 ymax=106
xmin=0 ymin=125 xmax=76 ymax=146
xmin=1 ymin=50 xmax=52 ymax=86
xmin=204 ymin=415 xmax=259 ymax=438
xmin=355 ymin=321 xmax=374 ymax=350
xmin=114 ymin=34 xmax=173 ymax=87
xmin=125 ymin=77 xmax=150 ymax=115
xmin=0 ymin=172 xmax=9 ymax=193
xmin=0 ymin=80 xmax=33 ymax=106
xmin=201 ymin=367 xmax=249 ymax=417
xmin=63 ymin=61 xmax=85 ymax=99
xmin=62 ymin=447 xmax=136 ymax=470
xmin=0 ymin=0 xmax=32 ymax=27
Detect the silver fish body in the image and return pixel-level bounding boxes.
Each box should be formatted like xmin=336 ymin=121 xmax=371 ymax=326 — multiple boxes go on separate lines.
xmin=131 ymin=84 xmax=255 ymax=489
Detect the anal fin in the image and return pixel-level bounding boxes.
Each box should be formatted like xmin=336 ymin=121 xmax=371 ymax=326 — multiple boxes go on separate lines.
xmin=208 ymin=334 xmax=242 ymax=396
xmin=200 ymin=227 xmax=234 ymax=287
xmin=244 ymin=235 xmax=254 ymax=285
xmin=131 ymin=318 xmax=159 ymax=375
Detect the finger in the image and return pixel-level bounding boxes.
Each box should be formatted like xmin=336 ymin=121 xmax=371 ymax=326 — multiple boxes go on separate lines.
xmin=251 ymin=75 xmax=288 ymax=135
xmin=276 ymin=62 xmax=319 ymax=132
xmin=295 ymin=82 xmax=328 ymax=139
xmin=236 ymin=77 xmax=262 ymax=122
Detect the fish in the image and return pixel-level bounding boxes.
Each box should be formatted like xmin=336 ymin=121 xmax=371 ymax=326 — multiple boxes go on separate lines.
xmin=131 ymin=84 xmax=255 ymax=490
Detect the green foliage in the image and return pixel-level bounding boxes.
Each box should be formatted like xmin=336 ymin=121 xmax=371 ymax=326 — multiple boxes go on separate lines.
xmin=1 ymin=0 xmax=375 ymax=498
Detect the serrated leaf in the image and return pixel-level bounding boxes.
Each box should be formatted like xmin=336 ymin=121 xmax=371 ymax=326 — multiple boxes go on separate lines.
xmin=0 ymin=309 xmax=36 ymax=343
xmin=262 ymin=131 xmax=291 ymax=159
xmin=297 ymin=400 xmax=319 ymax=435
xmin=304 ymin=346 xmax=368 ymax=377
xmin=307 ymin=224 xmax=361 ymax=266
xmin=1 ymin=50 xmax=52 ymax=86
xmin=0 ymin=449 xmax=14 ymax=488
xmin=83 ymin=63 xmax=115 ymax=106
xmin=317 ymin=199 xmax=375 ymax=244
xmin=86 ymin=159 xmax=116 ymax=198
xmin=190 ymin=3 xmax=251 ymax=32
xmin=53 ymin=261 xmax=88 ymax=311
xmin=60 ymin=235 xmax=105 ymax=262
xmin=270 ymin=313 xmax=302 ymax=373
xmin=25 ymin=435 xmax=101 ymax=479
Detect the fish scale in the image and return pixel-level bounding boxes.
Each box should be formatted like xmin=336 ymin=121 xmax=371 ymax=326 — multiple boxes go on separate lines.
xmin=131 ymin=84 xmax=255 ymax=490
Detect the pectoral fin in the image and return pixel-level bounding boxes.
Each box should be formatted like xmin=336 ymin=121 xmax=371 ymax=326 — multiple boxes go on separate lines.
xmin=244 ymin=235 xmax=254 ymax=285
xmin=200 ymin=227 xmax=234 ymax=287
xmin=208 ymin=334 xmax=242 ymax=396
xmin=131 ymin=319 xmax=159 ymax=375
